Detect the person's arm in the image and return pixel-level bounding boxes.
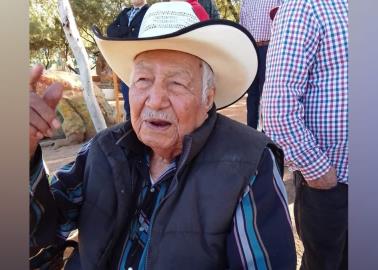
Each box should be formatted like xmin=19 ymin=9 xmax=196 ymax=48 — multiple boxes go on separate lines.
xmin=227 ymin=148 xmax=296 ymax=269
xmin=29 ymin=63 xmax=88 ymax=250
xmin=30 ymin=140 xmax=92 ymax=250
xmin=261 ymin=0 xmax=332 ymax=181
xmin=106 ymin=9 xmax=130 ymax=38
xmin=239 ymin=0 xmax=248 ymax=26
xmin=30 ymin=145 xmax=60 ymax=249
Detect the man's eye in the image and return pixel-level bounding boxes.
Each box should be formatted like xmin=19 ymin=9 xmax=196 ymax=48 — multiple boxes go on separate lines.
xmin=135 ymin=78 xmax=151 ymax=86
xmin=171 ymin=80 xmax=189 ymax=88
xmin=173 ymin=81 xmax=184 ymax=86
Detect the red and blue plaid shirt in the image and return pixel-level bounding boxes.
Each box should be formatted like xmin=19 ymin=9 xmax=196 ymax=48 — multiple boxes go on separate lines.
xmin=239 ymin=0 xmax=282 ymax=42
xmin=262 ymin=0 xmax=349 ymax=182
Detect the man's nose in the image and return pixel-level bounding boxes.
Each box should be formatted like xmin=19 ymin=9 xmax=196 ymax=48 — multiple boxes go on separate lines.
xmin=145 ymin=81 xmax=169 ymax=109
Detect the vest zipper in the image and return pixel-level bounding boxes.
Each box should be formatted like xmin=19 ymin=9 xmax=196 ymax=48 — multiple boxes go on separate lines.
xmin=145 ymin=138 xmax=192 ymax=270
xmin=144 ymin=177 xmax=178 ymax=270
xmin=117 ymin=158 xmax=143 ymax=270
xmin=117 ymin=231 xmax=131 ymax=270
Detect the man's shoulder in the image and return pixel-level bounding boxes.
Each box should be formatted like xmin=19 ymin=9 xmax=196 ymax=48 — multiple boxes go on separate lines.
xmin=218 ymin=115 xmax=284 ymax=165
xmin=76 ymin=122 xmax=132 ymax=167
xmin=215 ymin=113 xmax=271 ymax=144
xmin=280 ymin=0 xmax=318 ymax=15
xmin=138 ymin=4 xmax=150 ymax=15
xmin=88 ymin=122 xmax=130 ymax=148
xmin=198 ymin=114 xmax=277 ymax=164
xmin=141 ymin=4 xmax=149 ymax=10
xmin=118 ymin=7 xmax=132 ymax=16
xmin=191 ymin=114 xmax=281 ymax=180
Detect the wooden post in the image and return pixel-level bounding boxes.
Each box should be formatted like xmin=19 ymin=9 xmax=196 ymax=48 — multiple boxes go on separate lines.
xmin=57 ymin=0 xmax=107 ymax=132
xmin=112 ymin=72 xmax=122 ymax=123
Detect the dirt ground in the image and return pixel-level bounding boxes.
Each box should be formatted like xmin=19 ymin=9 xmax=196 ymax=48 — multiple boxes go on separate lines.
xmin=42 ymin=96 xmax=304 ymax=267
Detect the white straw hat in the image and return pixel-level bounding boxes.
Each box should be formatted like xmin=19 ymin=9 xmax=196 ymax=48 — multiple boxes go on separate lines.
xmin=93 ymin=2 xmax=258 ymax=109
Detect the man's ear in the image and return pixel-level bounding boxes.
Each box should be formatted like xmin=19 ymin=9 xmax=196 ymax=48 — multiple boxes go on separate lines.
xmin=205 ymin=87 xmax=216 ymax=111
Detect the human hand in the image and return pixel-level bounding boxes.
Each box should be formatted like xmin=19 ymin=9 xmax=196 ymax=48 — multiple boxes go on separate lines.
xmin=29 ymin=64 xmax=63 ymax=159
xmin=306 ymin=166 xmax=338 ymax=190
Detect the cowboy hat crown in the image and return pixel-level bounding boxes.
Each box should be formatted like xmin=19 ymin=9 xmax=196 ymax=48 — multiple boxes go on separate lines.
xmin=93 ymin=2 xmax=258 ymax=109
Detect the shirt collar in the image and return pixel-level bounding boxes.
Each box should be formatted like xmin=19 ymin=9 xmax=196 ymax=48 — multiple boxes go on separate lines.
xmin=132 ymin=4 xmax=146 ymax=10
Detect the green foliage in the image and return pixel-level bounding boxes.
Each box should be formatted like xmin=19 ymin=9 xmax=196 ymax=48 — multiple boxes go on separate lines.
xmin=215 ymin=0 xmax=240 ymax=22
xmin=29 ymin=0 xmax=66 ymax=68
xmin=69 ymin=0 xmax=125 ymax=53
xmin=30 ymin=0 xmax=128 ymax=69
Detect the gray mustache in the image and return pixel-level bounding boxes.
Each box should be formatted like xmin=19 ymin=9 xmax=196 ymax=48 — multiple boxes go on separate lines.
xmin=141 ymin=110 xmax=173 ymax=122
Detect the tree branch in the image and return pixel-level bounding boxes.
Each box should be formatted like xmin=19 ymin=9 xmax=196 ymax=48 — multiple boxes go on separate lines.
xmin=79 ymin=26 xmax=96 ymax=46
xmin=57 ymin=0 xmax=107 ymax=131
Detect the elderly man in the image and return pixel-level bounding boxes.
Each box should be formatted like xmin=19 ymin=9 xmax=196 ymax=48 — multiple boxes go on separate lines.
xmin=29 ymin=2 xmax=296 ymax=269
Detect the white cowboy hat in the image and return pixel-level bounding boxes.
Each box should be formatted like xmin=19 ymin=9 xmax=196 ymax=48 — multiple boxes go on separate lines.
xmin=93 ymin=2 xmax=258 ymax=110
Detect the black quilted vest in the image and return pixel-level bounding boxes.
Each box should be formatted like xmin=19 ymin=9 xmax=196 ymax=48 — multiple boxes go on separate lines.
xmin=66 ymin=107 xmax=283 ymax=269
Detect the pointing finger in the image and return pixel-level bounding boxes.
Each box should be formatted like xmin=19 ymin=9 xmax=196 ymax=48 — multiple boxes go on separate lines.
xmin=29 ymin=64 xmax=44 ymax=92
xmin=43 ymin=82 xmax=64 ymax=111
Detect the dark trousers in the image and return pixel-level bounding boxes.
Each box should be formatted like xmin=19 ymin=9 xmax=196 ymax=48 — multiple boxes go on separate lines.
xmin=120 ymin=81 xmax=130 ymax=119
xmin=247 ymin=45 xmax=268 ymax=128
xmin=294 ymin=171 xmax=348 ymax=270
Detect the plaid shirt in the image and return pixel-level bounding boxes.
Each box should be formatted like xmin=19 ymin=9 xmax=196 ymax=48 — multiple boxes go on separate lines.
xmin=30 ymin=143 xmax=296 ymax=269
xmin=261 ymin=0 xmax=349 ymax=182
xmin=239 ymin=0 xmax=282 ymax=42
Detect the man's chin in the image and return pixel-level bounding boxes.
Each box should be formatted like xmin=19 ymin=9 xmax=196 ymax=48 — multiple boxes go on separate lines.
xmin=139 ymin=132 xmax=178 ymax=150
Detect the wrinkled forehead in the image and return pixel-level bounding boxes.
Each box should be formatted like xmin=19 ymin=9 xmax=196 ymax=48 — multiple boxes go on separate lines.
xmin=134 ymin=49 xmax=202 ymax=61
xmin=132 ymin=49 xmax=204 ymax=74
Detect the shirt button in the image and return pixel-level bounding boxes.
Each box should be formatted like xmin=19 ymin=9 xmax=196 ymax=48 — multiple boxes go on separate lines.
xmin=139 ymin=226 xmax=145 ymax=232
xmin=138 ymin=216 xmax=144 ymax=223
xmin=150 ymin=187 xmax=155 ymax=192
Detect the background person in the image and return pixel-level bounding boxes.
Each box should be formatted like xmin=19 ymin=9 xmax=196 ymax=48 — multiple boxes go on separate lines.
xmin=239 ymin=0 xmax=282 ymax=129
xmin=107 ymin=0 xmax=149 ymax=120
xmin=262 ymin=1 xmax=349 ymax=269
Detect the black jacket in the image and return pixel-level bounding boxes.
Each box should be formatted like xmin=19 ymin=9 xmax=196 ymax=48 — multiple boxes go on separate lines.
xmin=106 ymin=5 xmax=149 ymax=38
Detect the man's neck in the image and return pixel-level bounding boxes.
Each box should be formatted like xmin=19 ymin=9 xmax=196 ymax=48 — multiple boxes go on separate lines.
xmin=149 ymin=153 xmax=176 ymax=184
xmin=133 ymin=3 xmax=145 ymax=8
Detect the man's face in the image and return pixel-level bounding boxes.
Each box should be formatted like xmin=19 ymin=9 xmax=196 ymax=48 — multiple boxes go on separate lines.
xmin=129 ymin=50 xmax=214 ymax=156
xmin=130 ymin=0 xmax=145 ymax=8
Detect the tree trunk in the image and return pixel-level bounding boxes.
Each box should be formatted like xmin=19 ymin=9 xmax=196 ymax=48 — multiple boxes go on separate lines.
xmin=57 ymin=0 xmax=107 ymax=132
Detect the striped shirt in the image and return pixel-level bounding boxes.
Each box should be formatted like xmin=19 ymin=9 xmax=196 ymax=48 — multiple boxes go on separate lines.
xmin=117 ymin=157 xmax=176 ymax=270
xmin=30 ymin=143 xmax=296 ymax=269
xmin=239 ymin=0 xmax=282 ymax=42
xmin=261 ymin=0 xmax=349 ymax=182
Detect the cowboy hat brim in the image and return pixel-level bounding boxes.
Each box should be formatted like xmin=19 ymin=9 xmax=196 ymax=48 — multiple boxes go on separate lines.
xmin=93 ymin=20 xmax=258 ymax=110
